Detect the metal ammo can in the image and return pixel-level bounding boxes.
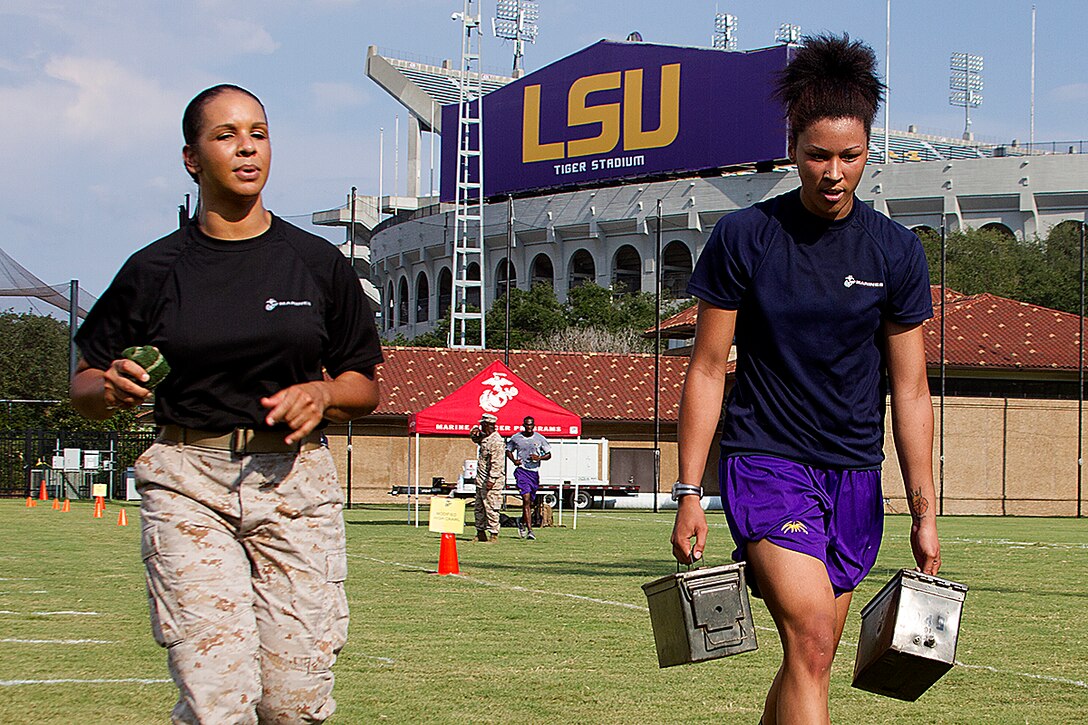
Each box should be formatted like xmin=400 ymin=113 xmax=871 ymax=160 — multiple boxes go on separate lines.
xmin=852 ymin=568 xmax=968 ymax=701
xmin=642 ymin=562 xmax=758 ymax=668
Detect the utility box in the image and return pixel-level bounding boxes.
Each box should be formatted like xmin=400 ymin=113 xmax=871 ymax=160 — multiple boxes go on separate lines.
xmin=853 ymin=569 xmax=968 ymax=701
xmin=125 ymin=468 xmax=140 ymax=501
xmin=642 ymin=562 xmax=758 ymax=668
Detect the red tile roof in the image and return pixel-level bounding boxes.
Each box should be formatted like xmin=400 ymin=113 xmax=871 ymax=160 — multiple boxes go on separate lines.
xmin=374 ymin=347 xmax=690 ymax=421
xmin=375 ymin=288 xmax=1086 ymax=424
xmin=927 ymin=291 xmax=1086 ymax=371
xmin=652 ymin=286 xmax=1087 ymax=372
xmin=653 ymin=303 xmax=698 ymax=337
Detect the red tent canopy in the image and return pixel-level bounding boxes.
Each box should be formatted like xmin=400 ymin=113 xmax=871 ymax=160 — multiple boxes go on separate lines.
xmin=409 ymin=359 xmax=582 ymax=437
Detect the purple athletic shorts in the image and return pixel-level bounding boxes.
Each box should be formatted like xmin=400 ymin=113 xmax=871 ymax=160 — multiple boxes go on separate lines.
xmin=719 ymin=454 xmax=884 ymax=595
xmin=514 ymin=467 xmax=539 ymax=496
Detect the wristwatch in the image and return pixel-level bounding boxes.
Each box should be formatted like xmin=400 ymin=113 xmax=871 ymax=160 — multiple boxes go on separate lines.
xmin=670 ymin=482 xmax=703 ymax=501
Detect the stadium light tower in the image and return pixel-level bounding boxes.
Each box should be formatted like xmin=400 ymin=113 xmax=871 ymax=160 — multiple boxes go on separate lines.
xmin=775 ymin=22 xmax=801 ymax=45
xmin=712 ymin=12 xmax=738 ymax=51
xmin=949 ymin=52 xmax=983 ymax=140
xmin=493 ymin=0 xmax=538 ymax=79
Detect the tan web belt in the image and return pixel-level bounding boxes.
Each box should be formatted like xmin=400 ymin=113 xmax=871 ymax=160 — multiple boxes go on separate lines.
xmin=159 ymin=424 xmax=323 ymax=454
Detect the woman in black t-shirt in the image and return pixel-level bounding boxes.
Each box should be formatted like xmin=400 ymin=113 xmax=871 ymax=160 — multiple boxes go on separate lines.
xmin=72 ymin=85 xmax=382 ymax=723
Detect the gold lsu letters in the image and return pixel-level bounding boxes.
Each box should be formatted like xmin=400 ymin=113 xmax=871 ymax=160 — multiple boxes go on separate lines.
xmin=522 ymin=63 xmax=680 ymax=164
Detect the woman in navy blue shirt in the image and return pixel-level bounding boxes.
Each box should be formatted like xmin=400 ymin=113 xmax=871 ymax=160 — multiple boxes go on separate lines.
xmin=671 ymin=35 xmax=941 ymax=725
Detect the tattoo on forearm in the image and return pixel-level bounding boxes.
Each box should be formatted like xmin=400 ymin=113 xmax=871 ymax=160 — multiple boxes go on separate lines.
xmin=909 ymin=488 xmax=930 ymax=521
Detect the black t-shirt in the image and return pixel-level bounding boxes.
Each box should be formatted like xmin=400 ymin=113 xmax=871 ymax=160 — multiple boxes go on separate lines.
xmin=76 ymin=215 xmax=383 ymax=431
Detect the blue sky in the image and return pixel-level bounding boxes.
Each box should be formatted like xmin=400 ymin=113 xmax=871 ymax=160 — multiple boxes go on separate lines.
xmin=2 ymin=0 xmax=1086 ymax=302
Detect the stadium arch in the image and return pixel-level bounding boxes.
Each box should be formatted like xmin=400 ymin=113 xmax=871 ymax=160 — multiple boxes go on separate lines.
xmin=494 ymin=258 xmax=516 ymax=300
xmin=568 ymin=249 xmax=595 ymax=291
xmin=415 ymin=271 xmax=429 ymax=323
xmin=661 ymin=240 xmax=693 ymax=299
xmin=612 ymin=244 xmax=642 ymax=294
xmin=530 ymin=253 xmax=555 ymax=289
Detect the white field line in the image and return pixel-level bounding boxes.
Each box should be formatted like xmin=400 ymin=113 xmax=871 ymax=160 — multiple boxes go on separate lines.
xmin=354 ymin=554 xmax=651 ymax=612
xmin=0 ymin=610 xmax=100 ymax=616
xmin=0 ymin=677 xmax=170 ymax=687
xmin=885 ymin=534 xmax=1088 ymax=551
xmin=951 ymin=661 xmax=1087 ymax=689
xmin=0 ymin=578 xmax=36 ymax=581
xmin=0 ymin=638 xmax=115 ymax=644
xmin=352 ymin=552 xmax=1086 ymax=690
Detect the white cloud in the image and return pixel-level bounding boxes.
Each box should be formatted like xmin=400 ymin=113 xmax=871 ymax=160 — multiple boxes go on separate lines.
xmin=1051 ymin=83 xmax=1088 ymax=103
xmin=214 ymin=19 xmax=281 ymax=55
xmin=311 ymin=81 xmax=368 ymax=111
xmin=38 ymin=56 xmax=182 ymax=146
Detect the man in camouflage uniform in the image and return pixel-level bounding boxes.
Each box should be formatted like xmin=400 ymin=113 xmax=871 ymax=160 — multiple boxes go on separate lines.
xmin=471 ymin=413 xmax=505 ymax=542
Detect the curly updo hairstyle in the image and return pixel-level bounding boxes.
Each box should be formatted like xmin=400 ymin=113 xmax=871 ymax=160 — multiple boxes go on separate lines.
xmin=774 ymin=33 xmax=885 ymax=142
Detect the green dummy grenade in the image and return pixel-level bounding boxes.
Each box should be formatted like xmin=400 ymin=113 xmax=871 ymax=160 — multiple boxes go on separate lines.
xmin=122 ymin=345 xmax=171 ymax=389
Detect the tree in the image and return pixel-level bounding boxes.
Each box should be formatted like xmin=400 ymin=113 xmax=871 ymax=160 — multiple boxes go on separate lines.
xmin=536 ymin=326 xmax=650 ymax=354
xmin=408 ymin=314 xmax=481 ymax=348
xmin=404 ymin=281 xmax=686 ymax=353
xmin=563 ymin=283 xmax=668 ymax=332
xmin=485 ymin=283 xmax=567 ymax=349
xmin=0 ymin=310 xmax=137 ymax=431
xmin=922 ymin=226 xmax=1021 ymax=298
xmin=1022 ymin=221 xmax=1085 ymax=314
xmin=564 ymin=283 xmax=619 ymax=330
xmin=920 ymin=223 xmax=1087 ymax=315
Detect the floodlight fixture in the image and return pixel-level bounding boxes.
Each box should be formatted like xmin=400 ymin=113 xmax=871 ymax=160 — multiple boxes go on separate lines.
xmin=775 ymin=22 xmax=801 ymax=45
xmin=712 ymin=12 xmax=738 ymax=51
xmin=949 ymin=52 xmax=984 ymax=138
xmin=493 ymin=0 xmax=538 ymax=77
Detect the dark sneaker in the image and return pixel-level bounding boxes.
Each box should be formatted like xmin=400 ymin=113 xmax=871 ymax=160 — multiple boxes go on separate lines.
xmin=517 ymin=519 xmax=527 ymax=538
xmin=526 ymin=530 xmax=536 ymax=540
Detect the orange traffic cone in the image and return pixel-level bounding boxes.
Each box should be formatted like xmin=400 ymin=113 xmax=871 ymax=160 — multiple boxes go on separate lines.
xmin=117 ymin=508 xmax=128 ymax=527
xmin=93 ymin=497 xmax=103 ymax=519
xmin=61 ymin=499 xmax=70 ymax=513
xmin=51 ymin=498 xmax=60 ymax=510
xmin=25 ymin=496 xmax=36 ymax=508
xmin=437 ymin=532 xmax=460 ymax=575
xmin=38 ymin=480 xmax=48 ymax=501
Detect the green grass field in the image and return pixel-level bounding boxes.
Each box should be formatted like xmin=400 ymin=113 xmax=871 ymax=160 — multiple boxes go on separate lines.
xmin=1 ymin=500 xmax=1086 ymax=723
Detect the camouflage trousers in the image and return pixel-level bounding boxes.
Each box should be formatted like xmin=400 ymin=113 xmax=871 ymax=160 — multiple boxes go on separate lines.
xmin=474 ymin=479 xmax=504 ymax=535
xmin=134 ymin=441 xmax=349 ymax=724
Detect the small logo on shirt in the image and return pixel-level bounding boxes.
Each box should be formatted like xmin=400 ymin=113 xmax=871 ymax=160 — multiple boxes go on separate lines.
xmin=781 ymin=521 xmax=809 ymax=535
xmin=265 ymin=298 xmax=313 ymax=311
xmin=843 ymin=275 xmax=884 ymax=289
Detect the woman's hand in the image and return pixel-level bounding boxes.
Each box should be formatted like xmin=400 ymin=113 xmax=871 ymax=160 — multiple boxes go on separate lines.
xmin=261 ymin=381 xmax=331 ymax=444
xmin=910 ymin=516 xmax=941 ymax=575
xmin=261 ymin=369 xmax=380 ymax=444
xmin=103 ymin=358 xmax=153 ymax=410
xmin=71 ymin=358 xmax=150 ymax=419
xmin=670 ymin=496 xmax=708 ymax=564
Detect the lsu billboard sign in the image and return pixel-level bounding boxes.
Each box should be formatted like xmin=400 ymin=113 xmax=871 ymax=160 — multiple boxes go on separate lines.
xmin=440 ymin=41 xmax=790 ymax=201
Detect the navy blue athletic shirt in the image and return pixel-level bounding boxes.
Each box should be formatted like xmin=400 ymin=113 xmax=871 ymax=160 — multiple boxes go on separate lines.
xmin=688 ymin=189 xmax=932 ymax=469
xmin=76 ymin=215 xmax=383 ymax=431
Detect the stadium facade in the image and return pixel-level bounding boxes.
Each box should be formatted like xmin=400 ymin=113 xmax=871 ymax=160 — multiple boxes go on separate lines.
xmin=315 ymin=41 xmax=1088 ymax=342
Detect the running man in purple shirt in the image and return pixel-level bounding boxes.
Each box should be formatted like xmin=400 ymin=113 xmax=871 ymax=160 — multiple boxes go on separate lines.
xmin=506 ymin=416 xmax=551 ymax=540
xmin=670 ymin=34 xmax=941 ymax=725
